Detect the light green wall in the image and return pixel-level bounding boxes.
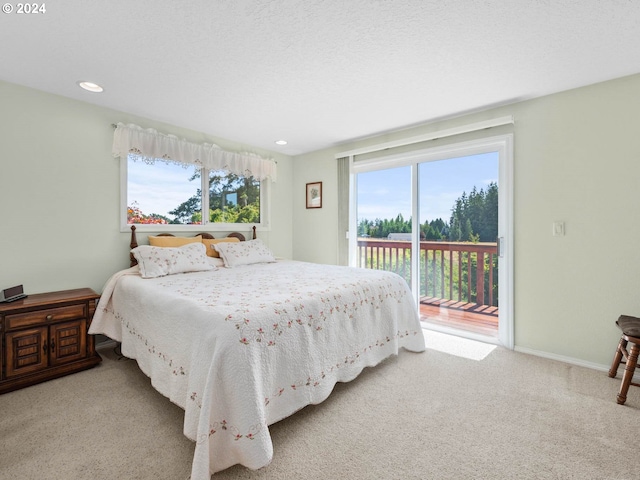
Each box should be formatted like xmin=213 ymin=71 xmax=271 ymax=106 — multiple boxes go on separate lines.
xmin=0 ymin=80 xmax=293 ymax=295
xmin=292 ymin=73 xmax=640 ymax=368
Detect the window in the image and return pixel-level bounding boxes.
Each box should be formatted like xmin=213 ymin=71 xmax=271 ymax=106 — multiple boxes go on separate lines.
xmin=122 ymin=155 xmax=268 ymax=231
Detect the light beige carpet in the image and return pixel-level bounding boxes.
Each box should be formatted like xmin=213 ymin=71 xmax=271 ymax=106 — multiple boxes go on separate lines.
xmin=1 ymin=332 xmax=637 ymax=480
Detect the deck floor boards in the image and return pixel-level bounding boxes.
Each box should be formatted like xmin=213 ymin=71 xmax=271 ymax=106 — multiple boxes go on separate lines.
xmin=419 ymin=298 xmax=499 ymax=338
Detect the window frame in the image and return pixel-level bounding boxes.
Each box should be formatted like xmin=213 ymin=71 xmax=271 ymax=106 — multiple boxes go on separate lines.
xmin=119 ymin=156 xmax=271 ymax=233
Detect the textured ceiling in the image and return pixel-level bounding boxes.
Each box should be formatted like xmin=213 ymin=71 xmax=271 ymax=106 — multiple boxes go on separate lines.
xmin=2 ymin=0 xmax=640 ymax=156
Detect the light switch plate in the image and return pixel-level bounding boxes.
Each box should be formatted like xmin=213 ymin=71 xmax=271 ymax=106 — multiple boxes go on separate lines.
xmin=552 ymin=221 xmax=565 ymax=236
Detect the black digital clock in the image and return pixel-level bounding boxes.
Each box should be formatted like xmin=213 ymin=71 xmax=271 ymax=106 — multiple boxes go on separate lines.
xmin=0 ymin=284 xmax=27 ymax=303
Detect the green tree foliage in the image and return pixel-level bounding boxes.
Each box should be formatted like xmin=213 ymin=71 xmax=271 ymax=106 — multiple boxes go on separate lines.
xmin=423 ymin=217 xmax=448 ymax=240
xmin=208 ymin=172 xmax=259 ymax=223
xmin=169 ymin=194 xmax=201 ymax=224
xmin=359 ymin=214 xmax=409 ymax=238
xmin=166 ymin=171 xmax=260 ymax=224
xmin=449 ymin=182 xmax=498 ymax=242
xmin=358 ymin=216 xmax=449 ymax=240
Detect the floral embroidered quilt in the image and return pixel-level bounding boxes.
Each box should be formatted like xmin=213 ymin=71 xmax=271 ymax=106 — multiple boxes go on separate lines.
xmin=89 ymin=260 xmax=425 ymax=479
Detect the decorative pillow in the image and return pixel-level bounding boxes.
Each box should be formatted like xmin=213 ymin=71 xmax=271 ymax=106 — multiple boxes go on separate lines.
xmin=131 ymin=243 xmax=214 ymax=278
xmin=201 ymin=237 xmax=240 ymax=257
xmin=148 ymin=235 xmax=201 ymax=248
xmin=213 ymin=239 xmax=276 ymax=267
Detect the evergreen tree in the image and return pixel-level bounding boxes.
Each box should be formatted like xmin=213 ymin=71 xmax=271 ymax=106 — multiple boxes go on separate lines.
xmin=169 ymin=195 xmax=201 ymax=224
xmin=168 ymin=171 xmax=260 ymax=224
xmin=448 ymin=182 xmax=497 ymax=242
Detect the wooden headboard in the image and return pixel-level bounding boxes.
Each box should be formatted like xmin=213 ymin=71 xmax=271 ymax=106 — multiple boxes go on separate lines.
xmin=129 ymin=225 xmax=257 ymax=267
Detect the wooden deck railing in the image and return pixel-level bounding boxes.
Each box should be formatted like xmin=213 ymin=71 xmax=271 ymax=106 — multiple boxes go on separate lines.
xmin=356 ymin=238 xmax=498 ymax=311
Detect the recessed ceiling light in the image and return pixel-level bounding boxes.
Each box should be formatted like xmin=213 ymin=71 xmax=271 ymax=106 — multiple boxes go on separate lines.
xmin=77 ymin=81 xmax=104 ymax=93
xmin=275 ymin=140 xmax=288 ymax=146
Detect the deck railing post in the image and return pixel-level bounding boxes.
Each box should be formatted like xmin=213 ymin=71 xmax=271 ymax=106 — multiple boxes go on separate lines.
xmin=476 ymin=252 xmax=485 ymax=305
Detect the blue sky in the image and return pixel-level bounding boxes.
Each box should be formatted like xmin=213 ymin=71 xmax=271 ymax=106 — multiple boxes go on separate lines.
xmin=128 ymin=161 xmax=200 ymax=217
xmin=356 ymin=152 xmax=499 ymax=224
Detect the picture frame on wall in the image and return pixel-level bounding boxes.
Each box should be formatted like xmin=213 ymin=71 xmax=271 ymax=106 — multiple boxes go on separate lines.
xmin=306 ymin=182 xmax=322 ymax=209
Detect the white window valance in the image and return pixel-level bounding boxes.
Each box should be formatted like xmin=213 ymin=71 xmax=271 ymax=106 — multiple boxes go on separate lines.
xmin=112 ymin=122 xmax=277 ymax=182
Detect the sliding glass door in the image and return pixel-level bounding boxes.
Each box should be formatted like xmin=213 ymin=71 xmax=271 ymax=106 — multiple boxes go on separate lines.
xmin=418 ymin=153 xmax=499 ymax=339
xmin=351 ymin=135 xmax=513 ymax=347
xmin=355 ymin=165 xmax=414 ymax=289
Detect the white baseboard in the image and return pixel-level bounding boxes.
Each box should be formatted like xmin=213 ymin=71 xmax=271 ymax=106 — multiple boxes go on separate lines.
xmin=514 ymin=345 xmax=609 ymax=372
xmin=514 ymin=345 xmax=640 ymax=382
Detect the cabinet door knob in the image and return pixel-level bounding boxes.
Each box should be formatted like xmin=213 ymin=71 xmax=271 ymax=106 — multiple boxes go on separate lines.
xmin=46 ymin=314 xmax=53 ymax=321
xmin=43 ymin=342 xmax=48 ymax=353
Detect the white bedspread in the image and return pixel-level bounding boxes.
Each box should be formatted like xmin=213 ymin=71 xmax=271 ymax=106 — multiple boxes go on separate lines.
xmin=90 ymin=260 xmax=425 ymax=479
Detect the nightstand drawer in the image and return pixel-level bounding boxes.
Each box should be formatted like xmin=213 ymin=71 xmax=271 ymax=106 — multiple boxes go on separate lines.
xmin=5 ymin=304 xmax=86 ymax=330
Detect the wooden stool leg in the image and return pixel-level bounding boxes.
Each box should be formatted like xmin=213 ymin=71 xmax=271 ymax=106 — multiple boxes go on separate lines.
xmin=617 ymin=342 xmax=639 ymax=405
xmin=609 ymin=337 xmax=628 ymax=378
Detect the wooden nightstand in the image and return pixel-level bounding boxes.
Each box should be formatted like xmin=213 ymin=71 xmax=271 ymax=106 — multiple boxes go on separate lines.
xmin=0 ymin=288 xmax=102 ymax=394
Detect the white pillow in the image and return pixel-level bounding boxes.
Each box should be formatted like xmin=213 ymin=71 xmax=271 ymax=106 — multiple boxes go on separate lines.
xmin=206 ymin=256 xmax=225 ymax=268
xmin=131 ymin=243 xmax=214 ymax=278
xmin=213 ymin=238 xmax=276 ymax=267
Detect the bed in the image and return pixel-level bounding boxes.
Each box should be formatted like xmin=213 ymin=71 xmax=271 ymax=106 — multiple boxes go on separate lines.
xmin=89 ymin=227 xmax=425 ymax=479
